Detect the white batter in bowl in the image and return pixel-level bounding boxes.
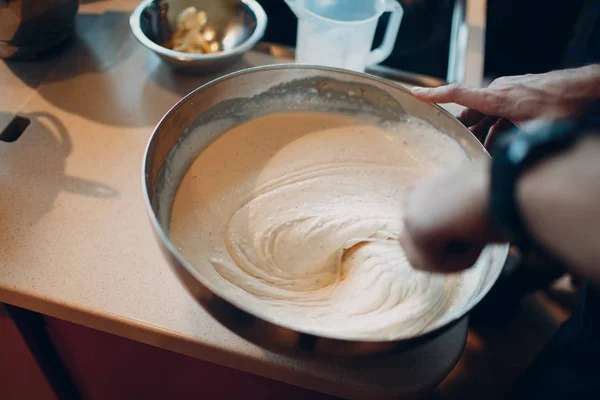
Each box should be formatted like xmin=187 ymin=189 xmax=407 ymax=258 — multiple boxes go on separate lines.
xmin=169 ymin=111 xmax=489 ymax=340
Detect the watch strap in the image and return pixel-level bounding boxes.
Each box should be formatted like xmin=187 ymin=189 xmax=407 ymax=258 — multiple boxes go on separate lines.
xmin=489 ymin=119 xmax=588 ymax=254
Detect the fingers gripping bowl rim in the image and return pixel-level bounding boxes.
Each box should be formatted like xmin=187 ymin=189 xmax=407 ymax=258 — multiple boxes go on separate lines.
xmin=142 ymin=65 xmax=509 ymax=358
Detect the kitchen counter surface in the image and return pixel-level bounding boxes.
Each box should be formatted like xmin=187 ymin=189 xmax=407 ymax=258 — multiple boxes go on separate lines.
xmin=0 ymin=1 xmax=569 ymax=399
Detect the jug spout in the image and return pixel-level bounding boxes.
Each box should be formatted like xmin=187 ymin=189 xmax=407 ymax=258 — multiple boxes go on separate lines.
xmin=284 ymin=0 xmax=305 ymax=18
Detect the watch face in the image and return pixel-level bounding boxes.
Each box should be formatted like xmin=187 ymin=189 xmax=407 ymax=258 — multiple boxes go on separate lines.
xmin=519 ymin=119 xmax=559 ymax=133
xmin=494 ymin=120 xmax=581 ymax=161
xmin=491 ymin=127 xmax=519 ymax=158
xmin=507 ymin=137 xmax=531 ymax=163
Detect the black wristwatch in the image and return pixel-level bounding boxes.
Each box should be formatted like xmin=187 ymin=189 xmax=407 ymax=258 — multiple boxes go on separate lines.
xmin=489 ymin=117 xmax=600 ymax=256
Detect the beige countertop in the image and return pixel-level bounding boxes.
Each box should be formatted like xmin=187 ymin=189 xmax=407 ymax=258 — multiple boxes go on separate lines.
xmin=0 ymin=1 xmax=569 ymax=399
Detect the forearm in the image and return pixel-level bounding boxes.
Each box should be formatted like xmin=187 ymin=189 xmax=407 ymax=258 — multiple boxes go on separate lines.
xmin=517 ymin=135 xmax=600 ymax=284
xmin=557 ymin=64 xmax=600 ymax=111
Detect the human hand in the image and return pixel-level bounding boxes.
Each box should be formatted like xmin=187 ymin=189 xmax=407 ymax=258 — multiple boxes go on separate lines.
xmin=411 ymin=65 xmax=600 ymax=147
xmin=399 ymin=159 xmax=504 ymax=273
xmin=401 ymin=131 xmax=600 ymax=285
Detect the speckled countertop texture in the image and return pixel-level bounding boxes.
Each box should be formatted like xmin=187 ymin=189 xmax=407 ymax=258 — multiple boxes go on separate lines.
xmin=0 ymin=2 xmax=567 ymax=399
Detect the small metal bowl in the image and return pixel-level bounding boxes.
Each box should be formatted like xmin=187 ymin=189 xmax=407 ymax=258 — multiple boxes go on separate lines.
xmin=130 ymin=0 xmax=267 ymax=73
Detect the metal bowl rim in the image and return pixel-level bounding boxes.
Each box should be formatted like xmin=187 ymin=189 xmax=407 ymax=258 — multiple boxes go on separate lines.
xmin=129 ymin=0 xmax=267 ymax=61
xmin=142 ymin=64 xmax=509 ymax=344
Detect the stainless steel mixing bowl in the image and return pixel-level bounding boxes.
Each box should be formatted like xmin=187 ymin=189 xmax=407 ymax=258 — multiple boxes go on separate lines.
xmin=130 ymin=0 xmax=267 ymax=72
xmin=142 ymin=65 xmax=508 ymax=359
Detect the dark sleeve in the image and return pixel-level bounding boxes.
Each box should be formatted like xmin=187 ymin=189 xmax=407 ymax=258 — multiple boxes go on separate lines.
xmin=563 ymin=0 xmax=600 ymax=66
xmin=485 ymin=0 xmax=587 ymax=76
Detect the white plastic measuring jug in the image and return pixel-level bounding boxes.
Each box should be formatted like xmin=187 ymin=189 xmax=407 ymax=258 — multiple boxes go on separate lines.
xmin=285 ymin=0 xmax=404 ymax=72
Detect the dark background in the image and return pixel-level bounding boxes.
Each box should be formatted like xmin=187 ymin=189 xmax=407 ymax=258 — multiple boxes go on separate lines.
xmin=256 ymin=0 xmax=589 ymax=80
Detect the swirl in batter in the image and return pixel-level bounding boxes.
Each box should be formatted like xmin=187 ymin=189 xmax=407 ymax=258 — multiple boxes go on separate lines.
xmin=170 ymin=112 xmax=487 ymax=340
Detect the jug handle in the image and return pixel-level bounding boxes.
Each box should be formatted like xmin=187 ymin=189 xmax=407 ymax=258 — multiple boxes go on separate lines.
xmin=367 ymin=0 xmax=404 ymax=66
